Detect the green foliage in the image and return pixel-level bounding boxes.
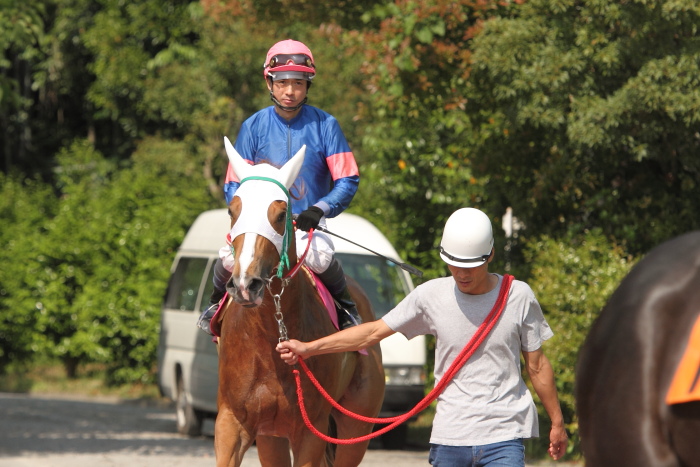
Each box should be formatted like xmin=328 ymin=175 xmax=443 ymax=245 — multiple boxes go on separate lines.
xmin=86 ymin=137 xmax=212 ymax=384
xmin=82 ymin=0 xmax=203 ymax=134
xmin=467 ymin=0 xmax=700 ymax=255
xmin=348 ymin=0 xmax=512 ymax=277
xmin=0 ymin=173 xmax=57 ymax=373
xmin=0 ymin=0 xmax=51 ymax=173
xmin=29 ymin=141 xmax=115 ymax=376
xmin=202 ymin=0 xmax=387 ymax=31
xmin=17 ymin=138 xmax=212 ymax=383
xmin=524 ymin=230 xmax=634 ymax=455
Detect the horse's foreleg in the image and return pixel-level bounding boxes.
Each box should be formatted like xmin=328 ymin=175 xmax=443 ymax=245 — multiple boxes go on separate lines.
xmin=214 ymin=406 xmax=253 ymax=467
xmin=256 ymin=435 xmax=292 ymax=467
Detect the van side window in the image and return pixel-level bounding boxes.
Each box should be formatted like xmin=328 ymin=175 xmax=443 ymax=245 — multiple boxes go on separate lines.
xmin=164 ymin=257 xmax=209 ymax=311
xmin=335 ymin=253 xmax=407 ymax=318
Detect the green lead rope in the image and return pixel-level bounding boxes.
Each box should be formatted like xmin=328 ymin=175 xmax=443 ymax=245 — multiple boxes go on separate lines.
xmin=239 ymin=176 xmax=293 ymax=278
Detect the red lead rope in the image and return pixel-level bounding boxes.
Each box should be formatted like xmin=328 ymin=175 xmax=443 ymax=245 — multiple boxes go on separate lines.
xmin=293 ymin=274 xmax=514 ymax=445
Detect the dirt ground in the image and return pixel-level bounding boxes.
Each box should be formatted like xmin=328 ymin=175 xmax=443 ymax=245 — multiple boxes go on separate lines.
xmin=0 ymin=392 xmax=582 ymax=466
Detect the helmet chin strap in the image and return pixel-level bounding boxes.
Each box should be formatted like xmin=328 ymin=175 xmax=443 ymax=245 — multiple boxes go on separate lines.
xmin=270 ymin=92 xmax=307 ymax=112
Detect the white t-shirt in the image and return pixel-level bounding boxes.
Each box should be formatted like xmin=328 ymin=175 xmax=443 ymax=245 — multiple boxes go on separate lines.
xmin=381 ymin=274 xmax=553 ymax=446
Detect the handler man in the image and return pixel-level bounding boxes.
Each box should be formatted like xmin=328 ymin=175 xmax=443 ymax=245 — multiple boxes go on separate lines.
xmin=277 ymin=207 xmax=568 ymax=466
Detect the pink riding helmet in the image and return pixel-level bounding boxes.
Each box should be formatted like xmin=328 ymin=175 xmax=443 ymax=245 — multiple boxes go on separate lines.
xmin=263 ymin=39 xmax=316 ymax=81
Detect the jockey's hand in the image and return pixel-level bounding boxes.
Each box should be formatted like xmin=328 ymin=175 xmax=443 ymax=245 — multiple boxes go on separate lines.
xmin=295 ymin=206 xmax=324 ymax=231
xmin=276 ymin=339 xmax=307 ymax=365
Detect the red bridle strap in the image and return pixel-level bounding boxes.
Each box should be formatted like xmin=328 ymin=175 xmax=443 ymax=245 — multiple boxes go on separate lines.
xmin=282 ymin=227 xmax=314 ymax=279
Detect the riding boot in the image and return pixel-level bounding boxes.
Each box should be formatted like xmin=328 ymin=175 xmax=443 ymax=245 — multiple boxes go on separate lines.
xmin=317 ymin=257 xmax=362 ymax=330
xmin=196 ymin=258 xmax=231 ymax=335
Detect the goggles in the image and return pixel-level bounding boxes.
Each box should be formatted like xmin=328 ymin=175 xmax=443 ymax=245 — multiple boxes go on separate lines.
xmin=267 ymin=54 xmax=314 ymax=69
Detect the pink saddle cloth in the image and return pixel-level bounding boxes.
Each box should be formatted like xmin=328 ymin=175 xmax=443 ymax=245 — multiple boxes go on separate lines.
xmin=309 ymin=270 xmax=368 ymax=356
xmin=311 ymin=270 xmax=339 ymax=329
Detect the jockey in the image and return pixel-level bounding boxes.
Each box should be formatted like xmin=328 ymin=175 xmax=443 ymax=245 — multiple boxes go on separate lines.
xmin=198 ymin=39 xmax=362 ymax=334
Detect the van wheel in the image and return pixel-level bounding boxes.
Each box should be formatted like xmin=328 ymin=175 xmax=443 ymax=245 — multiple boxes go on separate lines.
xmin=176 ymin=374 xmax=203 ymax=436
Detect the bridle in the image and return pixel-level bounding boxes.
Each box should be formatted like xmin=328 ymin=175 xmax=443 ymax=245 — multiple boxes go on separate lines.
xmin=235 ymin=175 xmax=314 ymax=342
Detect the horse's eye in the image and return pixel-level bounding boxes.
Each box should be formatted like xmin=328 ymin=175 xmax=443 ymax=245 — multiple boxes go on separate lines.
xmin=277 ymin=212 xmax=286 ymax=223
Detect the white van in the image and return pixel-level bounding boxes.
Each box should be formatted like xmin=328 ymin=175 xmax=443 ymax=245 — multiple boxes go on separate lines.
xmin=157 ymin=209 xmax=426 ymax=447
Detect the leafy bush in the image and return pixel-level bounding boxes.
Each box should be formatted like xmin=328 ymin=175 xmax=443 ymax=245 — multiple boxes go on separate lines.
xmin=0 ymin=173 xmax=57 ymax=374
xmin=16 ymin=138 xmax=213 ymax=384
xmin=524 ymin=229 xmax=634 ymax=456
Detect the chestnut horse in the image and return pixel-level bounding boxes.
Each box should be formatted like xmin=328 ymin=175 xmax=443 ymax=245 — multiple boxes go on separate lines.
xmin=576 ymin=231 xmax=700 ymax=466
xmin=211 ymin=137 xmax=385 ymax=467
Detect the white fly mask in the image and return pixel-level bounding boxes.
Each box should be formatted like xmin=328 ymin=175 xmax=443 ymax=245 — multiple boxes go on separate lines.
xmin=224 ymin=136 xmax=306 ymax=277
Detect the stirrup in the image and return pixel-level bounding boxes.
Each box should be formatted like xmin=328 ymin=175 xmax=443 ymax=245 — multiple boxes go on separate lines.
xmin=196 ymin=302 xmax=219 ymax=336
xmin=336 ymin=303 xmax=362 ymax=330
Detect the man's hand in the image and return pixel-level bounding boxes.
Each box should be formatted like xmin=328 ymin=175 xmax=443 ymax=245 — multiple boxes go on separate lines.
xmin=276 ymin=339 xmax=308 ymax=365
xmin=548 ymin=424 xmax=568 ymax=460
xmin=295 ymin=206 xmax=324 ymax=231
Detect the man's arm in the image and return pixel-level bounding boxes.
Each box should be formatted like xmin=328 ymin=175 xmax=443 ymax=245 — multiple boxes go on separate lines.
xmin=523 ymin=348 xmax=569 ymax=461
xmin=316 ymin=117 xmax=359 ymax=218
xmin=276 ymin=319 xmax=395 ymax=365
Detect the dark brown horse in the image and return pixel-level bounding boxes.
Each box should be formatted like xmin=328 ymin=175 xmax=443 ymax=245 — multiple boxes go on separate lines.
xmin=576 ymin=231 xmax=700 ymax=466
xmin=211 ymin=137 xmax=385 ymax=467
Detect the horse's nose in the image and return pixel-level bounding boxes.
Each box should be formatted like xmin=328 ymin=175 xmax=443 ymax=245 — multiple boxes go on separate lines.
xmin=229 ymin=274 xmax=266 ymax=306
xmin=225 ymin=276 xmax=238 ymax=296
xmin=247 ymin=278 xmax=265 ymax=299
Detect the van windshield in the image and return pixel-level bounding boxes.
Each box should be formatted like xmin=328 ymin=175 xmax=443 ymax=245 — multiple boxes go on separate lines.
xmin=334 ymin=253 xmax=411 ymax=318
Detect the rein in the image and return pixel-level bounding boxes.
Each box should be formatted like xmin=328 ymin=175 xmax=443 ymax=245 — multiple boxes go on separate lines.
xmin=292 ymin=273 xmax=515 ymax=445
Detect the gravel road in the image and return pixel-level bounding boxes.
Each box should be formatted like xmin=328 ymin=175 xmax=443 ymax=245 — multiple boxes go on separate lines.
xmin=0 ymin=392 xmax=579 ymax=467
xmin=0 ymin=392 xmax=430 ymax=466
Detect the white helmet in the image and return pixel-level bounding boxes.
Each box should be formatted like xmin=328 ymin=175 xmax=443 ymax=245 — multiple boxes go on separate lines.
xmin=439 ymin=208 xmax=494 ymax=268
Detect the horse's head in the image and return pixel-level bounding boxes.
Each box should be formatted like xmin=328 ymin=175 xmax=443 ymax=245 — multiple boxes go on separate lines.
xmin=223 ymin=136 xmax=305 ymax=306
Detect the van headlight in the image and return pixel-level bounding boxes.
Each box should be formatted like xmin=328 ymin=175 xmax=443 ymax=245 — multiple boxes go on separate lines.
xmin=384 ymin=366 xmax=425 ymax=386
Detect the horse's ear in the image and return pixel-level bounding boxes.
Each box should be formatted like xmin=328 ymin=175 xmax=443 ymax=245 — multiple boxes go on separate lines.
xmin=278 ymin=145 xmax=306 ymax=189
xmin=224 ymin=136 xmax=251 ymax=181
